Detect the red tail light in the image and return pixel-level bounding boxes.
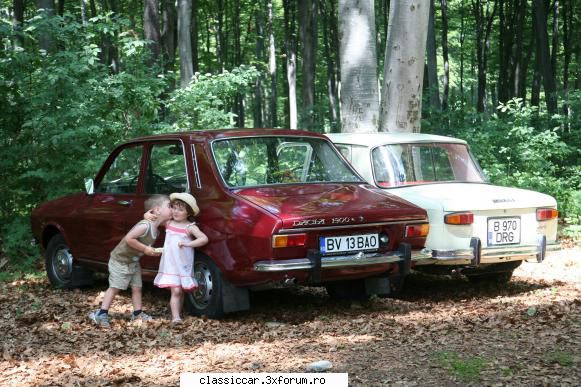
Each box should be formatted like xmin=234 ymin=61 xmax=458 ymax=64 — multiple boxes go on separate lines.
xmin=444 ymin=212 xmax=474 ymax=225
xmin=272 ymin=234 xmax=307 ymax=248
xmin=536 ymin=208 xmax=558 ymax=221
xmin=405 ymin=223 xmax=430 ymax=238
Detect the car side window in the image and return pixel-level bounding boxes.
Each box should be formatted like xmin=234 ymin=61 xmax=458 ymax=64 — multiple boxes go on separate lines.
xmin=95 ymin=146 xmax=143 ymax=194
xmin=144 ymin=142 xmax=188 ymax=194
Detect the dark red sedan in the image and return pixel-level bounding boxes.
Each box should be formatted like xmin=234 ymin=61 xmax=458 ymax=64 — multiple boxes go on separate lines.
xmin=31 ymin=129 xmax=429 ymax=318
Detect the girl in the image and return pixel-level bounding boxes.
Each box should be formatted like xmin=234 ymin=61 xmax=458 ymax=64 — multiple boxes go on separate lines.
xmin=154 ymin=192 xmax=208 ymax=324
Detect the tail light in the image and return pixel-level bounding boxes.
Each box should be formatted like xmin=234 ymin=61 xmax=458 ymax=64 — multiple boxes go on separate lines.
xmin=272 ymin=233 xmax=307 ymax=248
xmin=444 ymin=212 xmax=474 ymax=225
xmin=536 ymin=208 xmax=558 ymax=221
xmin=405 ymin=223 xmax=430 ymax=238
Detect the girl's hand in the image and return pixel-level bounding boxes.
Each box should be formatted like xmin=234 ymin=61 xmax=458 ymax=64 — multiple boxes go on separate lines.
xmin=144 ymin=210 xmax=157 ymax=222
xmin=178 ymin=241 xmax=189 ymax=248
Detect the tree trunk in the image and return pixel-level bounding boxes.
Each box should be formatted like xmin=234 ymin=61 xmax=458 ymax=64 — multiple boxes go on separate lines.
xmin=12 ymin=0 xmax=25 ymax=48
xmin=459 ymin=0 xmax=466 ymax=100
xmin=254 ymin=6 xmax=265 ymax=128
xmin=178 ymin=0 xmax=193 ymax=88
xmin=512 ymin=0 xmax=527 ymax=99
xmin=338 ymin=0 xmax=379 ymax=133
xmin=321 ymin=0 xmax=339 ymax=132
xmin=191 ymin=0 xmax=198 ymax=73
xmin=550 ymin=0 xmax=559 ymax=83
xmin=299 ymin=0 xmax=317 ymax=130
xmin=439 ymin=0 xmax=449 ymax=110
xmin=161 ymin=0 xmax=177 ymax=69
xmin=379 ymin=0 xmax=430 ymax=133
xmin=472 ymin=0 xmax=497 ymax=113
xmin=144 ymin=0 xmax=162 ymax=64
xmin=426 ymin=0 xmax=440 ymax=111
xmin=234 ymin=0 xmax=245 ymax=127
xmin=533 ymin=0 xmax=557 ymax=114
xmin=36 ymin=0 xmax=56 ymax=53
xmin=284 ymin=0 xmax=298 ymax=129
xmin=267 ymin=0 xmax=277 ymax=127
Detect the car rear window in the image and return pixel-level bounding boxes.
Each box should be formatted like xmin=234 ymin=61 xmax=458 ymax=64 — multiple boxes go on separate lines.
xmin=212 ymin=136 xmax=363 ymax=188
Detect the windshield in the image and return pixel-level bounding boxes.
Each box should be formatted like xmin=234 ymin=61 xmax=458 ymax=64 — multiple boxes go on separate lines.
xmin=212 ymin=136 xmax=363 ymax=188
xmin=371 ymin=143 xmax=487 ymax=187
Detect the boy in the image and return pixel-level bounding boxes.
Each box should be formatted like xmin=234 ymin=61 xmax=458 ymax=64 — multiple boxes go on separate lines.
xmin=89 ymin=194 xmax=172 ymax=328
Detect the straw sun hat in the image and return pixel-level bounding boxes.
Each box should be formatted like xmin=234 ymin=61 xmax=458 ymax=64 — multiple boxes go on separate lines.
xmin=170 ymin=192 xmax=200 ymax=216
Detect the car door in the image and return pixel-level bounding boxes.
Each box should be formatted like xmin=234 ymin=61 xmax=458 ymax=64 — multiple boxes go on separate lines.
xmin=75 ymin=143 xmax=147 ymax=264
xmin=140 ymin=140 xmax=190 ymax=272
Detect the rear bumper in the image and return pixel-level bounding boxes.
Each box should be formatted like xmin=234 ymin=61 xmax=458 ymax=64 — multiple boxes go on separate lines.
xmin=413 ymin=235 xmax=560 ymax=266
xmin=254 ymin=245 xmax=411 ymax=272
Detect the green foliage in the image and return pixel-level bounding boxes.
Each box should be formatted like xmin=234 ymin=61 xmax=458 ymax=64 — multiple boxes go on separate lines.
xmin=0 ymin=11 xmax=167 ymax=268
xmin=435 ymin=350 xmax=487 ymax=381
xmin=423 ymin=94 xmax=581 ymax=225
xmin=166 ymin=65 xmax=260 ymax=130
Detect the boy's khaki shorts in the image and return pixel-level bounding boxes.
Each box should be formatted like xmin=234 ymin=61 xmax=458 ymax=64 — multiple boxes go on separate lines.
xmin=108 ymin=259 xmax=142 ymax=290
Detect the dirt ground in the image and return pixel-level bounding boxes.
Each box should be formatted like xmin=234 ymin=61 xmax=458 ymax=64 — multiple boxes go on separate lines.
xmin=1 ymin=248 xmax=580 ymax=386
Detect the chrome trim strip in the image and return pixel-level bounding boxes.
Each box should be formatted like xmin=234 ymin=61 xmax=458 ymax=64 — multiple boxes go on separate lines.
xmin=254 ymin=251 xmax=405 ymax=272
xmin=412 ymin=248 xmax=433 ymax=261
xmin=278 ymin=219 xmax=427 ymax=233
xmin=191 ymin=143 xmax=202 ymax=189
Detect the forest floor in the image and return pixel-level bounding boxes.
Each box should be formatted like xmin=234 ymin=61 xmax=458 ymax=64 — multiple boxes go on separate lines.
xmin=1 ymin=246 xmax=580 ymax=386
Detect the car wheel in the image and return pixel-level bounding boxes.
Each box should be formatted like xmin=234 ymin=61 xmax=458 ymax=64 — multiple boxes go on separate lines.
xmin=45 ymin=234 xmax=74 ymax=288
xmin=325 ymin=280 xmax=369 ymax=301
xmin=465 ymin=261 xmax=522 ymax=284
xmin=185 ymin=255 xmax=225 ymax=319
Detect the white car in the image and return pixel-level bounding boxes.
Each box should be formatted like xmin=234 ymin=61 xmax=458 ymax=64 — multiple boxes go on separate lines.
xmin=327 ymin=133 xmax=560 ymax=283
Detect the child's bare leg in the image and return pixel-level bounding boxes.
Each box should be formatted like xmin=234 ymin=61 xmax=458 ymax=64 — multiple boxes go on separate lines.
xmin=170 ymin=287 xmax=183 ymax=321
xmin=131 ymin=286 xmax=143 ymax=312
xmin=100 ymin=287 xmax=120 ymax=310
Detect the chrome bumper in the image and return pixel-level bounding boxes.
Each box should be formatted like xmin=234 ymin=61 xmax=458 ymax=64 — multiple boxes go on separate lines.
xmin=415 ymin=235 xmax=560 ymax=266
xmin=254 ymin=247 xmax=410 ymax=272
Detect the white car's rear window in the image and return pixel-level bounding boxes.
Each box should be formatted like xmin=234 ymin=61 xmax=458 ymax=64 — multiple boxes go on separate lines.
xmin=372 ymin=143 xmax=487 ymax=187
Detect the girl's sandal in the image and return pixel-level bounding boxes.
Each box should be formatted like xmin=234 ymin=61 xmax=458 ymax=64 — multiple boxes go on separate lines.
xmin=171 ymin=318 xmax=183 ymax=326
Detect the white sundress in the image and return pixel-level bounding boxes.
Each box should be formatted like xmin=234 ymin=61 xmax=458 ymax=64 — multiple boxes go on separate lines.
xmin=154 ymin=221 xmax=198 ymax=291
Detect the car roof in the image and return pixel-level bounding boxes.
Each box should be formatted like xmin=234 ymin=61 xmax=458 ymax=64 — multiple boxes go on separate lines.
xmin=325 ymin=132 xmax=468 ymax=147
xmin=129 ymin=128 xmax=327 ymax=143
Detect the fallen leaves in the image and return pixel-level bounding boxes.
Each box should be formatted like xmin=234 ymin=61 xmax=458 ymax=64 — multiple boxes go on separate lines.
xmin=0 ymin=253 xmax=580 ymax=386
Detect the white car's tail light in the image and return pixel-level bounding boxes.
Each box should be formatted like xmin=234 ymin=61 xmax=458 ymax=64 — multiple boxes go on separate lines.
xmin=444 ymin=212 xmax=474 ymax=225
xmin=272 ymin=233 xmax=307 ymax=248
xmin=536 ymin=208 xmax=558 ymax=221
xmin=405 ymin=223 xmax=430 ymax=238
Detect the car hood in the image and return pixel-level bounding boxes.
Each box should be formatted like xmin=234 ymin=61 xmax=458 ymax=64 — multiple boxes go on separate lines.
xmin=385 ymin=183 xmax=557 ymax=212
xmin=233 ymin=183 xmax=427 ymax=229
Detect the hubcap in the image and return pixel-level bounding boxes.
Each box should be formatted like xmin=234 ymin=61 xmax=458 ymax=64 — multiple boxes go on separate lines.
xmin=52 ymin=247 xmax=73 ymax=283
xmin=189 ymin=261 xmax=213 ymax=309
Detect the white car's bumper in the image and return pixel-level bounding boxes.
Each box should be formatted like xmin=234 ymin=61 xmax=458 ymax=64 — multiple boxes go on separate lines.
xmin=412 ymin=235 xmax=560 ymax=266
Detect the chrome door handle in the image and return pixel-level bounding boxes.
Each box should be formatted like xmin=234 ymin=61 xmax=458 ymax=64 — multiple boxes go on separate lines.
xmin=116 ymin=200 xmax=133 ymax=207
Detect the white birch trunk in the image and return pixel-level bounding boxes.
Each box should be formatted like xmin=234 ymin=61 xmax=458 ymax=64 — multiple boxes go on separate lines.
xmin=338 ymin=0 xmax=379 ymax=133
xmin=178 ymin=0 xmax=193 ymax=89
xmin=379 ymin=0 xmax=430 ymax=133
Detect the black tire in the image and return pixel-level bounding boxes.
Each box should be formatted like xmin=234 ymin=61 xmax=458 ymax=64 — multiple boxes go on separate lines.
xmin=325 ymin=279 xmax=369 ymax=301
xmin=45 ymin=234 xmax=74 ymax=288
xmin=184 ymin=255 xmax=225 ymax=319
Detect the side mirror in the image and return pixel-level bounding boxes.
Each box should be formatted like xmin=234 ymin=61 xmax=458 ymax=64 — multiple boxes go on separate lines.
xmin=84 ymin=178 xmax=94 ymax=195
